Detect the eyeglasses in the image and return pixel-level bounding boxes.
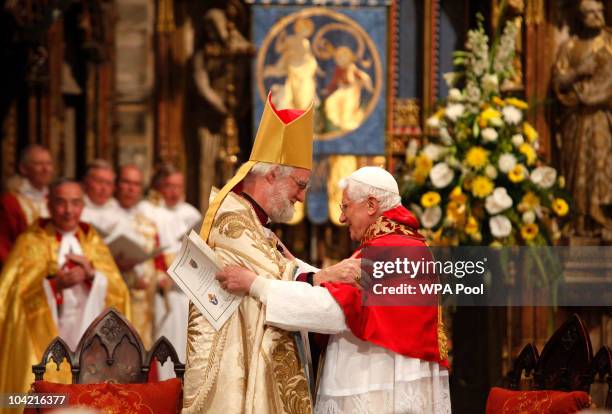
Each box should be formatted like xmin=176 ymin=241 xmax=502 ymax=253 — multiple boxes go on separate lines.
xmin=289 ymin=175 xmax=309 ymax=191
xmin=339 ymin=198 xmax=366 ymax=213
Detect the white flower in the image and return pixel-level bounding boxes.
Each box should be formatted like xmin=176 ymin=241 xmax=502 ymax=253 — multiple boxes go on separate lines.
xmin=485 ymin=164 xmax=498 ymax=179
xmin=445 ymin=103 xmax=465 ymax=122
xmin=429 ymin=162 xmax=455 ymax=188
xmin=482 ymin=74 xmax=499 ymax=94
xmin=530 ymin=166 xmax=557 ymax=189
xmin=481 ymin=127 xmax=498 ymax=142
xmin=426 ymin=115 xmax=440 ymax=128
xmin=443 ymin=72 xmax=460 ymax=87
xmin=439 ymin=128 xmax=452 ymax=145
xmin=522 ymin=210 xmax=536 ymax=224
xmin=502 ymin=105 xmax=523 ymax=125
xmin=421 ymin=206 xmax=442 ymax=229
xmin=489 ymin=215 xmax=512 ymax=238
xmin=511 ymin=134 xmax=524 ymax=147
xmin=448 ymin=88 xmax=463 ymax=102
xmin=485 ymin=187 xmax=513 ymax=214
xmin=498 ymin=153 xmax=517 ymax=173
xmin=423 ymin=144 xmax=446 ymax=161
xmin=406 ymin=139 xmax=419 ymax=160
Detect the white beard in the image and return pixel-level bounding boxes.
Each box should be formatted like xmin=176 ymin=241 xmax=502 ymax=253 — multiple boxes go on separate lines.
xmin=267 ymin=182 xmax=296 ymax=223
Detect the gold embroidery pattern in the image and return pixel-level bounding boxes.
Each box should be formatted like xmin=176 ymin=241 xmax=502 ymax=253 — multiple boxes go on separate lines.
xmin=216 ymin=210 xmax=285 ymax=273
xmin=184 ymin=303 xmax=228 ymax=410
xmin=438 ymin=323 xmax=449 ymax=361
xmin=361 ymin=215 xmax=423 ymax=245
xmin=269 ymin=330 xmax=312 ymax=414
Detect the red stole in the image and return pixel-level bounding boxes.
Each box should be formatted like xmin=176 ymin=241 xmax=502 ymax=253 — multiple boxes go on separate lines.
xmin=0 ymin=192 xmax=28 ymax=265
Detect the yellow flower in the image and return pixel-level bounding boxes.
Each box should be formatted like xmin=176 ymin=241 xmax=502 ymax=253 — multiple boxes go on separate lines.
xmin=471 ymin=176 xmax=494 ymax=198
xmin=521 ymin=223 xmax=539 ymax=241
xmin=450 ymin=186 xmax=468 ymax=204
xmin=413 ymin=154 xmax=433 ymax=184
xmin=478 ymin=108 xmax=502 ymax=128
xmin=505 ymin=97 xmax=528 ymax=110
xmin=415 ymin=154 xmax=433 ymax=173
xmin=434 ymin=108 xmax=445 ymax=119
xmin=465 ymin=216 xmax=479 ymax=235
xmin=465 ymin=147 xmax=489 ymax=169
xmin=413 ymin=170 xmax=428 ymax=185
xmin=508 ymin=165 xmax=526 ymax=183
xmin=446 ymin=201 xmax=466 ymax=226
xmin=421 ymin=191 xmax=441 ymax=208
xmin=523 ymin=122 xmax=538 ymax=142
xmin=492 ymin=96 xmax=505 ymax=106
xmin=552 ymin=198 xmax=569 ymax=217
xmin=519 ymin=192 xmax=540 ymax=212
xmin=519 ymin=143 xmax=537 ymax=165
xmin=558 ymin=176 xmax=566 ymax=189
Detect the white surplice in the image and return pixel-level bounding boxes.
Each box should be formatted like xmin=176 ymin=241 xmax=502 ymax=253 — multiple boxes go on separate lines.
xmin=138 ymin=200 xmax=202 ymax=254
xmin=250 ymin=278 xmax=452 ymax=414
xmin=138 ymin=199 xmax=202 ymax=379
xmin=42 ymin=231 xmax=108 ymax=350
xmin=81 ymin=195 xmax=121 ymax=237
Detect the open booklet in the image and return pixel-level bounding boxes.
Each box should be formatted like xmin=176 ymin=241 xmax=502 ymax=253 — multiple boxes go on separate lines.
xmin=166 ymin=230 xmax=242 ymax=331
xmin=104 ymin=231 xmax=164 ymax=264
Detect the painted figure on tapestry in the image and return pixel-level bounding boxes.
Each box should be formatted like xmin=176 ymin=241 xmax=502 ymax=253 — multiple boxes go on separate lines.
xmin=257 ymin=9 xmax=381 ymax=140
xmin=263 ymin=17 xmax=320 ymax=110
xmin=552 ymin=0 xmax=612 ymax=241
xmin=323 ymin=45 xmax=373 ymax=131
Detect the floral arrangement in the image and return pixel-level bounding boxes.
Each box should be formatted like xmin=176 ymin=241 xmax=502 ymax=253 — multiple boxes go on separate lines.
xmin=401 ymin=17 xmax=570 ymax=248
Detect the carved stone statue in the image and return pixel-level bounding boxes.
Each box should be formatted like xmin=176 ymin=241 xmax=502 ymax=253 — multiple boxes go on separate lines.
xmin=552 ymin=0 xmax=612 ymax=241
xmin=184 ymin=5 xmax=252 ymax=212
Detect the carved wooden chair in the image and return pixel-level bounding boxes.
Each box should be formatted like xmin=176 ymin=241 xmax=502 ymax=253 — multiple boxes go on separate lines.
xmin=32 ymin=307 xmax=185 ymax=384
xmin=494 ymin=314 xmax=612 ymax=410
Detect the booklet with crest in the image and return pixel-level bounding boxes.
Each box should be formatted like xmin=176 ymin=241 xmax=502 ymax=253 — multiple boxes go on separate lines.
xmin=167 ymin=230 xmax=242 ymax=331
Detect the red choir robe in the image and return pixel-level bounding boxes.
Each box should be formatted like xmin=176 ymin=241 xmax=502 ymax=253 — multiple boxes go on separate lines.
xmin=0 ymin=192 xmax=34 ymax=265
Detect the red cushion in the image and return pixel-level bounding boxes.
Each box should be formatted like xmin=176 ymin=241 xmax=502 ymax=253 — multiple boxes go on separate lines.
xmin=30 ymin=378 xmax=182 ymax=413
xmin=486 ymin=387 xmax=591 ymax=414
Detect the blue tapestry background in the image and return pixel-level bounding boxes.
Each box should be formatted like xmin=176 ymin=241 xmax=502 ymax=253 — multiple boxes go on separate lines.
xmin=251 ymin=4 xmax=387 ymax=156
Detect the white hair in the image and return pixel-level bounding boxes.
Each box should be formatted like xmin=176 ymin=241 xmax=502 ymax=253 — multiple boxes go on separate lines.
xmin=248 ymin=161 xmax=295 ymax=178
xmin=339 ymin=178 xmax=402 ymax=212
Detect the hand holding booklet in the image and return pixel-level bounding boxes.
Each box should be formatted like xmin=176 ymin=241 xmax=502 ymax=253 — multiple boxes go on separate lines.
xmin=166 ymin=230 xmax=242 ymax=331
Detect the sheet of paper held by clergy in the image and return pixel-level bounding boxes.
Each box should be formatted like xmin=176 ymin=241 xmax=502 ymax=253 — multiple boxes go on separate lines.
xmin=167 ymin=230 xmax=242 ymax=331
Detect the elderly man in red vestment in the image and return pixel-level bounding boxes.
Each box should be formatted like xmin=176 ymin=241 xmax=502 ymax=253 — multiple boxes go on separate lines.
xmin=0 ymin=145 xmax=54 ymax=266
xmin=217 ymin=166 xmax=451 ymax=413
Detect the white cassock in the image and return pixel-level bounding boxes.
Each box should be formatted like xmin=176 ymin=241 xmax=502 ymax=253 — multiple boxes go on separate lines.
xmin=138 ymin=200 xmax=202 ymax=379
xmin=249 ymin=277 xmax=452 ymax=414
xmin=138 ymin=200 xmax=202 ymax=254
xmin=42 ymin=231 xmax=108 ymax=350
xmin=81 ymin=195 xmax=121 ymax=237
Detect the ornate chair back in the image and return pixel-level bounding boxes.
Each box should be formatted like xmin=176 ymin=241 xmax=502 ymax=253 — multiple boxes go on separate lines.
xmin=32 ymin=308 xmax=185 ymax=384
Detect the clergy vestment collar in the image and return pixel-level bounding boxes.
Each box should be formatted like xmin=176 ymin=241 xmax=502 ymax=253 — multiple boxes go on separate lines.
xmin=239 ymin=191 xmax=270 ymax=226
xmin=38 ymin=218 xmax=91 ymax=240
xmin=19 ymin=176 xmax=48 ymax=200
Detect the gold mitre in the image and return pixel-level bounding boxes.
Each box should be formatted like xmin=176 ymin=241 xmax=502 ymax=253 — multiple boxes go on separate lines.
xmin=200 ymin=92 xmax=314 ymax=240
xmin=250 ymin=92 xmax=313 ymax=169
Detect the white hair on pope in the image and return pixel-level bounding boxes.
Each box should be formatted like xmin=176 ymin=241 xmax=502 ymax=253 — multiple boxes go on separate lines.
xmin=339 ymin=166 xmax=402 ymax=212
